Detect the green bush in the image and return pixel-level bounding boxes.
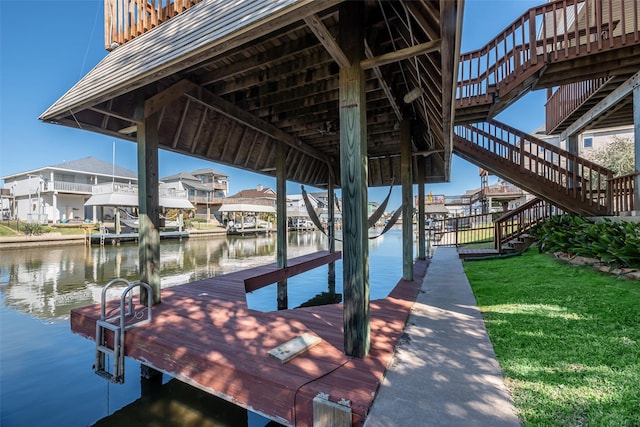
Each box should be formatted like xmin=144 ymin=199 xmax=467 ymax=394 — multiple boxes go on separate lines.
xmin=532 ymin=215 xmax=640 ymax=269
xmin=21 ymin=222 xmax=45 ymax=236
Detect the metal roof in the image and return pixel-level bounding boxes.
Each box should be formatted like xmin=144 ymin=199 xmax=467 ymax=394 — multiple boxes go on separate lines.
xmin=84 ymin=192 xmax=194 ymax=209
xmin=2 ymin=157 xmax=137 ymax=181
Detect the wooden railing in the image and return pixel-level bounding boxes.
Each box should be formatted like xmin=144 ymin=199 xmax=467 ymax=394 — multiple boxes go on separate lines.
xmin=104 ymin=0 xmax=203 ymax=49
xmin=457 ymin=0 xmax=640 ymax=106
xmin=454 ymin=120 xmax=613 ymax=212
xmin=545 ymin=77 xmax=611 ymax=133
xmin=608 ymin=172 xmax=638 ymax=214
xmin=494 ymin=198 xmax=564 ymax=253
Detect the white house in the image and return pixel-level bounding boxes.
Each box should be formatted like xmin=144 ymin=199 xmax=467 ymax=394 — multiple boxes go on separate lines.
xmin=160 ymin=168 xmax=228 ymax=220
xmin=2 ymin=157 xmax=137 ymax=223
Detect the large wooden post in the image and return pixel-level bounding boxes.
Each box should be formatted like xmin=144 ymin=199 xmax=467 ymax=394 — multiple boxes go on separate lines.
xmin=401 ymin=120 xmax=413 ymax=280
xmin=138 ymin=110 xmax=161 ymax=305
xmin=417 ymin=157 xmax=426 ymax=260
xmin=339 ymin=1 xmax=369 ymax=358
xmin=276 ymin=140 xmax=288 ymax=310
xmin=327 ymin=170 xmax=336 ymax=289
xmin=634 ymin=84 xmax=640 ymax=212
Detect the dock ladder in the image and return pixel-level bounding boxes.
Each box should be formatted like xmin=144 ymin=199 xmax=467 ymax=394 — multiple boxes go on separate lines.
xmin=94 ymin=278 xmax=153 ymax=383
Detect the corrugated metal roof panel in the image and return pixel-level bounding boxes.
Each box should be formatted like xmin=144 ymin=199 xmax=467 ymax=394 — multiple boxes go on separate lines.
xmin=40 ymin=0 xmax=309 ymax=121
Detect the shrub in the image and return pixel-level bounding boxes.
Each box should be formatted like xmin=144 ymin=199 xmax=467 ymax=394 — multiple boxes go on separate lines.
xmin=532 ymin=215 xmax=640 ymax=269
xmin=21 ymin=222 xmax=45 ymax=236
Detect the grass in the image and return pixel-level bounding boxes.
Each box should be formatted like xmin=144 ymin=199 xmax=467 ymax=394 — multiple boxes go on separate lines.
xmin=0 ymin=223 xmax=20 ymax=237
xmin=463 ymin=249 xmax=640 ymax=426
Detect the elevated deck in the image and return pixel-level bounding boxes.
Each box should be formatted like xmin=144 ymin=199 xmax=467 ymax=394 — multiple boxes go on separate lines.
xmin=70 ymin=251 xmax=428 ymax=426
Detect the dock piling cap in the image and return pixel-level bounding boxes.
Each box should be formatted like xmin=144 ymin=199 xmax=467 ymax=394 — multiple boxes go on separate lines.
xmin=268 ymin=333 xmax=322 ymax=363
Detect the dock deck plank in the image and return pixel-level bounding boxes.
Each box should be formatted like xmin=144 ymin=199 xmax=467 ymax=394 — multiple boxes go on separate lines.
xmin=71 ymin=251 xmax=428 ymax=426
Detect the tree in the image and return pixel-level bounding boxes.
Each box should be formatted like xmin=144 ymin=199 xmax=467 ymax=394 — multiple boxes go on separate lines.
xmin=584 ymin=135 xmax=635 ymax=177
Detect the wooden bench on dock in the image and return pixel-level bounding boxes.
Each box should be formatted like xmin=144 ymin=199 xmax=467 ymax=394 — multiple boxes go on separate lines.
xmin=70 ymin=251 xmax=429 ymax=426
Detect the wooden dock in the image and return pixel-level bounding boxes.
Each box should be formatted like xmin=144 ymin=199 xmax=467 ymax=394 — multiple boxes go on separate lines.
xmin=89 ymin=230 xmax=189 ymax=244
xmin=70 ymin=251 xmax=428 ymax=426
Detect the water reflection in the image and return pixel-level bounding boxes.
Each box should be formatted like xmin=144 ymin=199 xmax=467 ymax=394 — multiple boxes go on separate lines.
xmin=0 ymin=233 xmax=328 ymax=319
xmin=92 ymin=378 xmax=251 ymax=427
xmin=0 ymin=230 xmax=406 ymax=427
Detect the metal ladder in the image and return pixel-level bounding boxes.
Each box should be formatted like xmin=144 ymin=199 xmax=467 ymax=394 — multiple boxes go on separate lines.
xmin=94 ymin=278 xmax=153 ymax=383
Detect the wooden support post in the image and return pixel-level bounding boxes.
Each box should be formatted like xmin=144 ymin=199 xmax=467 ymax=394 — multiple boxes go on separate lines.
xmin=567 ymin=134 xmax=579 ymax=189
xmin=634 ymin=84 xmax=640 ymax=212
xmin=115 ymin=207 xmax=121 ymax=235
xmin=417 ymin=157 xmax=426 ymax=260
xmin=339 ymin=1 xmax=369 ymax=358
xmin=401 ymin=120 xmax=413 ymax=280
xmin=276 ymin=140 xmax=288 ymax=310
xmin=140 ymin=365 xmax=163 ymax=396
xmin=327 ymin=171 xmax=336 ymax=291
xmin=137 ymin=110 xmax=161 ymax=305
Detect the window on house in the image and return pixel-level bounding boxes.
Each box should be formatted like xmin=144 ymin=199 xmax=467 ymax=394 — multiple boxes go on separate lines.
xmin=583 ymin=136 xmax=593 ymax=148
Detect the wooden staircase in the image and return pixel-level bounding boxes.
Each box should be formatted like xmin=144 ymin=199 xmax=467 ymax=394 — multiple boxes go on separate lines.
xmin=456 ymin=0 xmax=640 ymax=124
xmin=453 ymin=120 xmax=613 ymax=216
xmin=458 ymin=197 xmax=563 ymax=259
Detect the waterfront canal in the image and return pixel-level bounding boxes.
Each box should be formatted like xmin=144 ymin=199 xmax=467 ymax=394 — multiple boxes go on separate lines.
xmin=1 ymin=230 xmax=407 ymax=426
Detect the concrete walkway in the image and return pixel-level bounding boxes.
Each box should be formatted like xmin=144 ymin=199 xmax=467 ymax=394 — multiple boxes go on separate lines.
xmin=365 ymin=247 xmax=521 ymax=426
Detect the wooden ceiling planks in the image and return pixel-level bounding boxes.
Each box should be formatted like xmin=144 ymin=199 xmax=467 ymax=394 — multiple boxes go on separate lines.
xmin=41 ymin=0 xmax=462 ymax=189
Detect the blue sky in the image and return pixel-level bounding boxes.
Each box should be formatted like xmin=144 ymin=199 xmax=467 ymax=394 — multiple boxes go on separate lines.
xmin=0 ymin=0 xmax=546 ymax=207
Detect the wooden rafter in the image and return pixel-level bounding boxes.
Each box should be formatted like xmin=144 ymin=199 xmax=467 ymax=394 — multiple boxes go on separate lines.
xmin=364 ymin=40 xmax=402 ymax=121
xmin=303 ymin=14 xmax=350 ymax=68
xmin=185 ymin=86 xmax=330 ymax=165
xmin=360 ymin=39 xmax=440 ymax=70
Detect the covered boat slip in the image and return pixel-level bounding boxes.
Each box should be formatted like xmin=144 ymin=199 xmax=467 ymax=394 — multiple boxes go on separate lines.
xmin=41 ymin=0 xmax=462 ymax=424
xmin=70 ymin=254 xmax=429 ymax=426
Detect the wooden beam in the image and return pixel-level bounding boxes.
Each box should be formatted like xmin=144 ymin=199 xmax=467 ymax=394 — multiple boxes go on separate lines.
xmin=560 ymin=71 xmax=640 ymax=140
xmin=417 ymin=157 xmax=426 ymax=260
xmin=185 ymin=86 xmax=331 ymax=165
xmin=364 ymin=40 xmax=402 ymax=121
xmin=405 ymin=1 xmax=439 ymax=41
xmin=440 ymin=0 xmax=463 ymax=182
xmin=144 ymin=79 xmax=199 ymax=118
xmin=339 ymin=1 xmax=369 ymax=359
xmin=400 ymin=120 xmax=413 ymax=280
xmin=137 ymin=110 xmax=161 ymax=305
xmin=412 ymin=148 xmax=445 ymax=157
xmin=276 ymin=140 xmax=288 ymax=310
xmin=244 ymin=251 xmax=342 ymax=292
xmin=304 ymin=14 xmax=350 ymax=68
xmin=89 ymin=105 xmax=140 ymax=124
xmin=360 ymin=39 xmax=440 ymax=70
xmin=328 ymin=172 xmax=336 ymax=286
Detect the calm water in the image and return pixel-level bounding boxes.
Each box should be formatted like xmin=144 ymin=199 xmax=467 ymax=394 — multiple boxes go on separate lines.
xmin=0 ymin=230 xmax=406 ymax=427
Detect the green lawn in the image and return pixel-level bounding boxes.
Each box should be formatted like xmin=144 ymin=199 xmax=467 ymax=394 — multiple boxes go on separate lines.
xmin=0 ymin=223 xmax=20 ymax=237
xmin=463 ymin=249 xmax=640 ymax=426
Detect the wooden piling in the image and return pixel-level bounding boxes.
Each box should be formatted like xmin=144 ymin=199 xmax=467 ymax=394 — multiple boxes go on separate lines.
xmin=339 ymin=1 xmax=369 ymax=359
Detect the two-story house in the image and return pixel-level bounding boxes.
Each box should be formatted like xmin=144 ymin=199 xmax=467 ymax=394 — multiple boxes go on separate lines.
xmin=160 ymin=168 xmax=229 ymax=220
xmin=2 ymin=157 xmax=137 ymax=223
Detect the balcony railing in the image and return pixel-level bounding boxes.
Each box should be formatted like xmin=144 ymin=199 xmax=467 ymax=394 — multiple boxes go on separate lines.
xmin=42 ymin=181 xmax=95 ymax=194
xmin=189 ymin=195 xmax=225 ymax=204
xmin=93 ymin=182 xmax=189 ymax=199
xmin=93 ymin=182 xmax=137 ymax=194
xmin=105 ymin=0 xmax=203 ymax=50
